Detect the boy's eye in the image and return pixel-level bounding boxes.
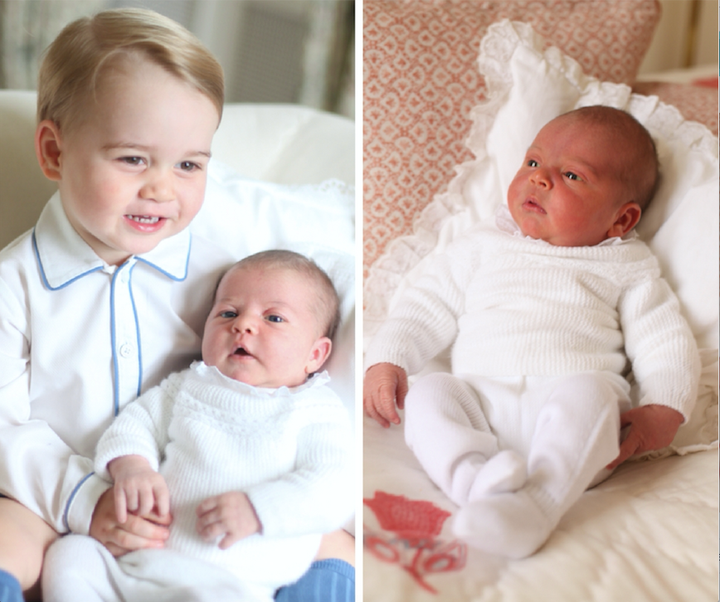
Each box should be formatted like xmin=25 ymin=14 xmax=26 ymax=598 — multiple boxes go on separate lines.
xmin=564 ymin=172 xmax=580 ymax=181
xmin=178 ymin=161 xmax=200 ymax=172
xmin=527 ymin=159 xmax=538 ymax=168
xmin=266 ymin=315 xmax=284 ymax=323
xmin=219 ymin=311 xmax=237 ymax=319
xmin=121 ymin=156 xmax=144 ymax=166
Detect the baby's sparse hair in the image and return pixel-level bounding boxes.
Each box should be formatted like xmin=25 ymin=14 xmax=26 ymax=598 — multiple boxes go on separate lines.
xmin=559 ymin=106 xmax=659 ymax=211
xmin=37 ymin=8 xmax=224 ymax=133
xmin=224 ymin=250 xmax=341 ymax=342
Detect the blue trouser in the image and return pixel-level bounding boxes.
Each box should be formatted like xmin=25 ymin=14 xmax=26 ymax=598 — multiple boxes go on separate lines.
xmin=275 ymin=559 xmax=354 ymax=602
xmin=0 ymin=569 xmax=23 ymax=602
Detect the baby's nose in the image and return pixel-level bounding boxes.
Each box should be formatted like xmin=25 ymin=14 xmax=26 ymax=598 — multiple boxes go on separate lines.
xmin=232 ymin=314 xmax=258 ymax=333
xmin=530 ymin=168 xmax=551 ymax=188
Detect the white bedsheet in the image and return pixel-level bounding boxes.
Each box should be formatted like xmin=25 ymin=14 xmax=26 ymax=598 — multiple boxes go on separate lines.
xmin=363 ymin=416 xmax=717 ymax=601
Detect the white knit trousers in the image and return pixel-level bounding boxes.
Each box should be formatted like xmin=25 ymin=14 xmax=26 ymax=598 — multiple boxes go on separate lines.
xmin=42 ymin=534 xmax=273 ymax=602
xmin=404 ymin=371 xmax=631 ymax=558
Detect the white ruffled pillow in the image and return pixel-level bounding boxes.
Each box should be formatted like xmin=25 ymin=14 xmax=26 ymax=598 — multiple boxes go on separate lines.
xmin=364 ymin=20 xmax=718 ymax=454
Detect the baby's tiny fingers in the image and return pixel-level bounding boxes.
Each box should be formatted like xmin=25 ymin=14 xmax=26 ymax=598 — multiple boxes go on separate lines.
xmin=114 ymin=489 xmax=128 ymax=524
xmin=195 ymin=496 xmax=219 ymax=517
xmin=365 ymin=400 xmax=391 ymax=428
xmin=218 ymin=532 xmax=241 ymax=550
xmin=376 ymin=393 xmax=400 ymax=425
xmin=197 ymin=516 xmax=224 ymax=542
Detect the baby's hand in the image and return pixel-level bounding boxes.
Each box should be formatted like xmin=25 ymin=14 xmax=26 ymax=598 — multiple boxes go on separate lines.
xmin=363 ymin=363 xmax=408 ymax=428
xmin=606 ymin=404 xmax=683 ymax=469
xmin=108 ymin=455 xmax=170 ymax=524
xmin=195 ymin=491 xmax=261 ymax=550
xmin=90 ymin=488 xmax=171 ymax=557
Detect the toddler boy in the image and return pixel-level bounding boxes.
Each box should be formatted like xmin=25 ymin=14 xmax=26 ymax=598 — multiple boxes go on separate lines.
xmin=43 ymin=250 xmax=354 ymax=601
xmin=364 ymin=106 xmax=700 ymax=558
xmin=0 ymin=9 xmax=352 ymax=602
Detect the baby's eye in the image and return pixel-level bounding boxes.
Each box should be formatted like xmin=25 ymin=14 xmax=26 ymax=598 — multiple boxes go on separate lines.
xmin=527 ymin=159 xmax=539 ymax=168
xmin=266 ymin=315 xmax=284 ymax=323
xmin=564 ymin=172 xmax=580 ymax=181
xmin=120 ymin=156 xmax=144 ymax=166
xmin=219 ymin=310 xmax=237 ymax=319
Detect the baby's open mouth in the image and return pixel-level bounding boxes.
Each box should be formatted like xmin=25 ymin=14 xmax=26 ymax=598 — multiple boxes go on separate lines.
xmin=523 ymin=199 xmax=546 ymax=214
xmin=234 ymin=347 xmax=251 ymax=356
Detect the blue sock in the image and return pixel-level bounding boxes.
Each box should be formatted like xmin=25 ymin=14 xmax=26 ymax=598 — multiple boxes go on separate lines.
xmin=275 ymin=559 xmax=354 ymax=602
xmin=0 ymin=569 xmax=23 ymax=602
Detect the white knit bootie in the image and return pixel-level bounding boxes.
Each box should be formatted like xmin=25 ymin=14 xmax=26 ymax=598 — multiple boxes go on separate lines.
xmin=453 ymin=373 xmax=625 ymax=558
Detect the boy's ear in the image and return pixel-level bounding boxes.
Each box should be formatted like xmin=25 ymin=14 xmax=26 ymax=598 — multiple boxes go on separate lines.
xmin=35 ymin=120 xmax=64 ymax=182
xmin=305 ymin=337 xmax=332 ymax=375
xmin=607 ymin=202 xmax=642 ymax=239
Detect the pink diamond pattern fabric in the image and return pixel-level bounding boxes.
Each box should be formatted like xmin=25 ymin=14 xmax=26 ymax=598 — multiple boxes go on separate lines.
xmin=363 ymin=0 xmax=661 ymax=280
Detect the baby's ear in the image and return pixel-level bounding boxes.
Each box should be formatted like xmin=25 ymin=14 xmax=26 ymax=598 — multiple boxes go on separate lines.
xmin=305 ymin=337 xmax=332 ymax=374
xmin=35 ymin=120 xmax=63 ymax=181
xmin=607 ymin=202 xmax=642 ymax=238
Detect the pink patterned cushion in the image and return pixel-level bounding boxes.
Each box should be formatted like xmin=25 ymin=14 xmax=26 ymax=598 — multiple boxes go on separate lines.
xmin=633 ymin=81 xmax=718 ymax=138
xmin=363 ymin=0 xmax=660 ymax=280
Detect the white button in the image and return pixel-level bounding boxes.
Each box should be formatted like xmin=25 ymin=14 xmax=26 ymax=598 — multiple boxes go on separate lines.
xmin=119 ymin=343 xmax=134 ymax=358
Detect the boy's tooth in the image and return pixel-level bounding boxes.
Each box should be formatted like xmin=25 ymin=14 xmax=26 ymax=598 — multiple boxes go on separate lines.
xmin=129 ymin=215 xmax=160 ymax=224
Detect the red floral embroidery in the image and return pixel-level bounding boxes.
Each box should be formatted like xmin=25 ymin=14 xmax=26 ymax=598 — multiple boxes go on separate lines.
xmin=364 ymin=491 xmax=467 ymax=593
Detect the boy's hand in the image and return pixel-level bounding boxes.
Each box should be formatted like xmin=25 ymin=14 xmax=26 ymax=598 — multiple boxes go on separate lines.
xmin=108 ymin=455 xmax=170 ymax=524
xmin=607 ymin=404 xmax=684 ymax=470
xmin=363 ymin=363 xmax=408 ymax=428
xmin=196 ymin=491 xmax=261 ymax=549
xmin=89 ymin=488 xmax=171 ymax=557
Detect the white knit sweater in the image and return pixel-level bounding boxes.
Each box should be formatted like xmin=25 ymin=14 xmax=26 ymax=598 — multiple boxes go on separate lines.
xmin=365 ymin=221 xmax=700 ymax=420
xmin=94 ymin=362 xmax=354 ymax=590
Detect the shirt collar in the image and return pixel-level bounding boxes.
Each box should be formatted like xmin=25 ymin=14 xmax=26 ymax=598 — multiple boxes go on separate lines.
xmin=33 ymin=192 xmax=191 ymax=290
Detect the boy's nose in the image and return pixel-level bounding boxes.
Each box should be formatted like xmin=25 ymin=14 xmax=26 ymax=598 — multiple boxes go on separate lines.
xmin=140 ymin=171 xmax=175 ymax=202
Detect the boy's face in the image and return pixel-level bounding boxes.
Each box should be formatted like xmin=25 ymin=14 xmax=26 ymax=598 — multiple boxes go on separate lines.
xmin=38 ymin=59 xmax=219 ymax=265
xmin=506 ymin=116 xmax=637 ymax=247
xmin=201 ymin=265 xmax=331 ymax=389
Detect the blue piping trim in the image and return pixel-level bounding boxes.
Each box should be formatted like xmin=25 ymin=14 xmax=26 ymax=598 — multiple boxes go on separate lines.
xmin=110 ymin=269 xmax=120 ymax=416
xmin=135 ymin=234 xmax=192 ymax=282
xmin=63 ymin=472 xmax=95 ymax=532
xmin=32 ymin=230 xmax=102 ymax=290
xmin=128 ymin=262 xmax=143 ymax=398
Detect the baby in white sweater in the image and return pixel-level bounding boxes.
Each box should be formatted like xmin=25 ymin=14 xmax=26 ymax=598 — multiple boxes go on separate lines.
xmin=44 ymin=250 xmax=354 ymax=601
xmin=364 ymin=106 xmax=700 ymax=558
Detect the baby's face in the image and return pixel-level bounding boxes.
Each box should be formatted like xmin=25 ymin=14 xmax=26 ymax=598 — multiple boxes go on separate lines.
xmin=201 ymin=265 xmax=331 ymax=388
xmin=506 ymin=116 xmax=634 ymax=247
xmin=42 ymin=58 xmax=219 ymax=265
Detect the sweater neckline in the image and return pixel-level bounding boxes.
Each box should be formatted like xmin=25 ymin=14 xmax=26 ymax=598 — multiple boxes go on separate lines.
xmin=189 ymin=361 xmax=330 ymax=398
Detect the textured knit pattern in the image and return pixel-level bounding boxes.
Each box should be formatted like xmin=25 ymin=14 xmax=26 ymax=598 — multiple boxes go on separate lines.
xmin=94 ymin=362 xmax=354 ymax=591
xmin=365 ymin=222 xmax=700 ymax=419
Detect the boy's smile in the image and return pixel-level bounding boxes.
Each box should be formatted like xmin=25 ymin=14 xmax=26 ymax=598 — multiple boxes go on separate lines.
xmin=36 ymin=56 xmax=220 ymax=266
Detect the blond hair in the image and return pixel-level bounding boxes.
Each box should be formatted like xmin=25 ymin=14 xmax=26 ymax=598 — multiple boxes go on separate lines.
xmin=224 ymin=251 xmax=341 ymax=342
xmin=37 ymin=8 xmax=224 ymax=132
